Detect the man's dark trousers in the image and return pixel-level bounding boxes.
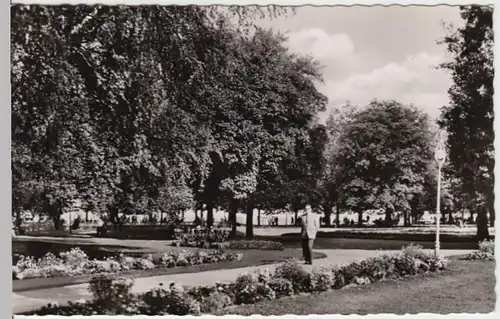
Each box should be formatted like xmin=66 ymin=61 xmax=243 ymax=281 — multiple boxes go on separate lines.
xmin=301 ymin=237 xmax=314 ymax=264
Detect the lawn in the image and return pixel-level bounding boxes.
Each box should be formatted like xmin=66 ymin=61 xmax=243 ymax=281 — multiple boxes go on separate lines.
xmin=243 ymin=235 xmax=479 ymax=250
xmin=12 ymin=240 xmax=142 ymax=262
xmin=217 ymin=257 xmax=496 ymax=315
xmin=280 ymin=231 xmax=489 ymax=244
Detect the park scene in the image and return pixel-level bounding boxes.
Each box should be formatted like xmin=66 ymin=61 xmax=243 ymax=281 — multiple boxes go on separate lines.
xmin=11 ymin=4 xmax=495 ymax=316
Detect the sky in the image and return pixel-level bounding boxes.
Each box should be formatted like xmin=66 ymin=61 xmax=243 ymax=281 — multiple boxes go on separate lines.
xmin=256 ymin=5 xmax=464 ymax=123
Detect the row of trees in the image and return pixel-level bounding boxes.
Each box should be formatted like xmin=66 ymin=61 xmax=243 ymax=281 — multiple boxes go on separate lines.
xmin=319 ymin=6 xmax=495 ymax=242
xmin=11 ymin=5 xmax=328 ymax=237
xmin=12 ymin=5 xmax=494 ymax=241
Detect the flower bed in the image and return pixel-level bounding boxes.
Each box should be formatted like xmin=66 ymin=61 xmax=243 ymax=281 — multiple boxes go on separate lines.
xmin=172 ymin=228 xmax=230 ymax=249
xmin=27 ymin=244 xmax=448 ymax=315
xmin=13 ymin=248 xmax=243 ymax=280
xmin=172 ymin=227 xmax=284 ymax=251
xmin=463 ymin=239 xmax=495 ymax=261
xmin=224 ymin=240 xmax=285 ymax=251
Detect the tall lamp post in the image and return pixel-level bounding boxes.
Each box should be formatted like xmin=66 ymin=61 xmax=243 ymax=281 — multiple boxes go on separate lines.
xmin=434 ymin=132 xmax=446 ymax=257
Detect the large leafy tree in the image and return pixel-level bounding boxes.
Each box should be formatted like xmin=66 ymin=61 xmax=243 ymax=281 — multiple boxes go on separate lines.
xmin=438 ymin=5 xmax=494 ymax=240
xmin=321 ymin=102 xmax=359 ymax=226
xmin=199 ymin=28 xmax=327 ymax=236
xmin=11 ymin=5 xmax=289 ymax=228
xmin=336 ymin=100 xmax=434 ymax=226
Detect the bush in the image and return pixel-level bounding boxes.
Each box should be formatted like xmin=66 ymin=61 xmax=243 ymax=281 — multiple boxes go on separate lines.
xmin=141 ymin=283 xmax=201 ymax=315
xmin=173 ymin=228 xmax=230 ymax=248
xmin=479 ymin=239 xmax=495 ymax=254
xmin=13 ymin=248 xmax=243 ymax=280
xmin=464 ymin=239 xmax=495 ymax=261
xmin=310 ymin=267 xmax=335 ymax=292
xmin=227 ymin=240 xmax=285 ymax=251
xmin=89 ymin=276 xmax=135 ymax=308
xmin=273 ymin=260 xmax=312 ymax=293
xmin=199 ymin=292 xmax=234 ymax=313
xmin=233 ymin=272 xmax=276 ymax=304
xmin=29 ymin=245 xmax=449 ymax=316
xmin=267 ymin=278 xmax=294 ymax=298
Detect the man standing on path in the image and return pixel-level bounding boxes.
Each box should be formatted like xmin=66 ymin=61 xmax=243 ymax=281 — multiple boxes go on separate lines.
xmin=300 ymin=204 xmax=320 ymax=265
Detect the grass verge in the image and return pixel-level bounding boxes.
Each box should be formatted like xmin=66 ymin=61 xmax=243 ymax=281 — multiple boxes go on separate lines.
xmin=249 ymin=236 xmax=479 ymax=250
xmin=217 ymin=256 xmax=495 ymax=315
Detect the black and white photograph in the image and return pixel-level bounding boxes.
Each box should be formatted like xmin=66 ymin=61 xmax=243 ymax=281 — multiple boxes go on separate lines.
xmin=11 ymin=1 xmax=495 ymax=316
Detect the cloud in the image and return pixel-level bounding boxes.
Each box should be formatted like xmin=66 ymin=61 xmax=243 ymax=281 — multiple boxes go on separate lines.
xmin=286 ymin=28 xmax=355 ymax=61
xmin=319 ymin=52 xmax=451 ymax=122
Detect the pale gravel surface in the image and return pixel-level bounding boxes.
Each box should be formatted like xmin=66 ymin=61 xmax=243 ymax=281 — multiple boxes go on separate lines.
xmin=12 ymin=248 xmax=473 ymax=314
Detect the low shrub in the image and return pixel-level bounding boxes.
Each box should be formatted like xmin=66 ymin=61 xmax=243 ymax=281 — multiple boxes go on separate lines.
xmin=199 ymin=292 xmax=234 ymax=313
xmin=172 ymin=228 xmax=230 ymax=249
xmin=463 ymin=239 xmax=495 ymax=261
xmin=267 ymin=277 xmax=294 ymax=298
xmin=273 ymin=260 xmax=312 ymax=293
xmin=479 ymin=239 xmax=495 ymax=254
xmin=13 ymin=248 xmax=243 ymax=280
xmin=28 ymin=244 xmax=448 ymax=316
xmin=227 ymin=240 xmax=285 ymax=251
xmin=89 ymin=275 xmax=136 ymax=309
xmin=233 ymin=272 xmax=276 ymax=304
xmin=141 ymin=283 xmax=201 ymax=315
xmin=310 ymin=267 xmax=335 ymax=292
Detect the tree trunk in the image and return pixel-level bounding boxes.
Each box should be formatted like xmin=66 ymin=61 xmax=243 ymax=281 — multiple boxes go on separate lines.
xmin=68 ymin=209 xmax=72 ymax=234
xmin=230 ymin=199 xmax=238 ymax=237
xmin=85 ymin=211 xmax=89 ymax=223
xmin=109 ymin=206 xmax=119 ymax=230
xmin=15 ymin=209 xmax=22 ymax=229
xmin=50 ymin=205 xmax=61 ymax=230
xmin=476 ymin=205 xmax=490 ymax=241
xmin=322 ymin=203 xmax=332 ymax=227
xmin=245 ymin=199 xmax=254 ymax=238
xmin=385 ymin=208 xmax=393 ymax=222
xmin=487 ymin=194 xmax=495 ymax=227
xmin=257 ymin=209 xmax=261 ymax=226
xmin=402 ymin=211 xmax=408 ymax=227
xmin=207 ymin=202 xmax=214 ymax=227
xmin=357 ymin=209 xmax=363 ymax=227
xmin=51 ymin=213 xmax=61 ymax=231
xmin=294 ymin=209 xmax=299 ymax=225
xmin=335 ymin=203 xmax=340 ymax=227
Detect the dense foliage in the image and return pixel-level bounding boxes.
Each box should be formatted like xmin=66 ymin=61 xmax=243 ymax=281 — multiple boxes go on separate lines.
xmin=330 ymin=100 xmax=434 ymax=226
xmin=11 ymin=5 xmax=325 ymax=235
xmin=438 ymin=5 xmax=494 ymax=240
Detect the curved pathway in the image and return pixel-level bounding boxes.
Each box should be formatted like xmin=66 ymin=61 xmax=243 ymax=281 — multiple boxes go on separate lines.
xmin=12 ymin=248 xmax=472 ymax=314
